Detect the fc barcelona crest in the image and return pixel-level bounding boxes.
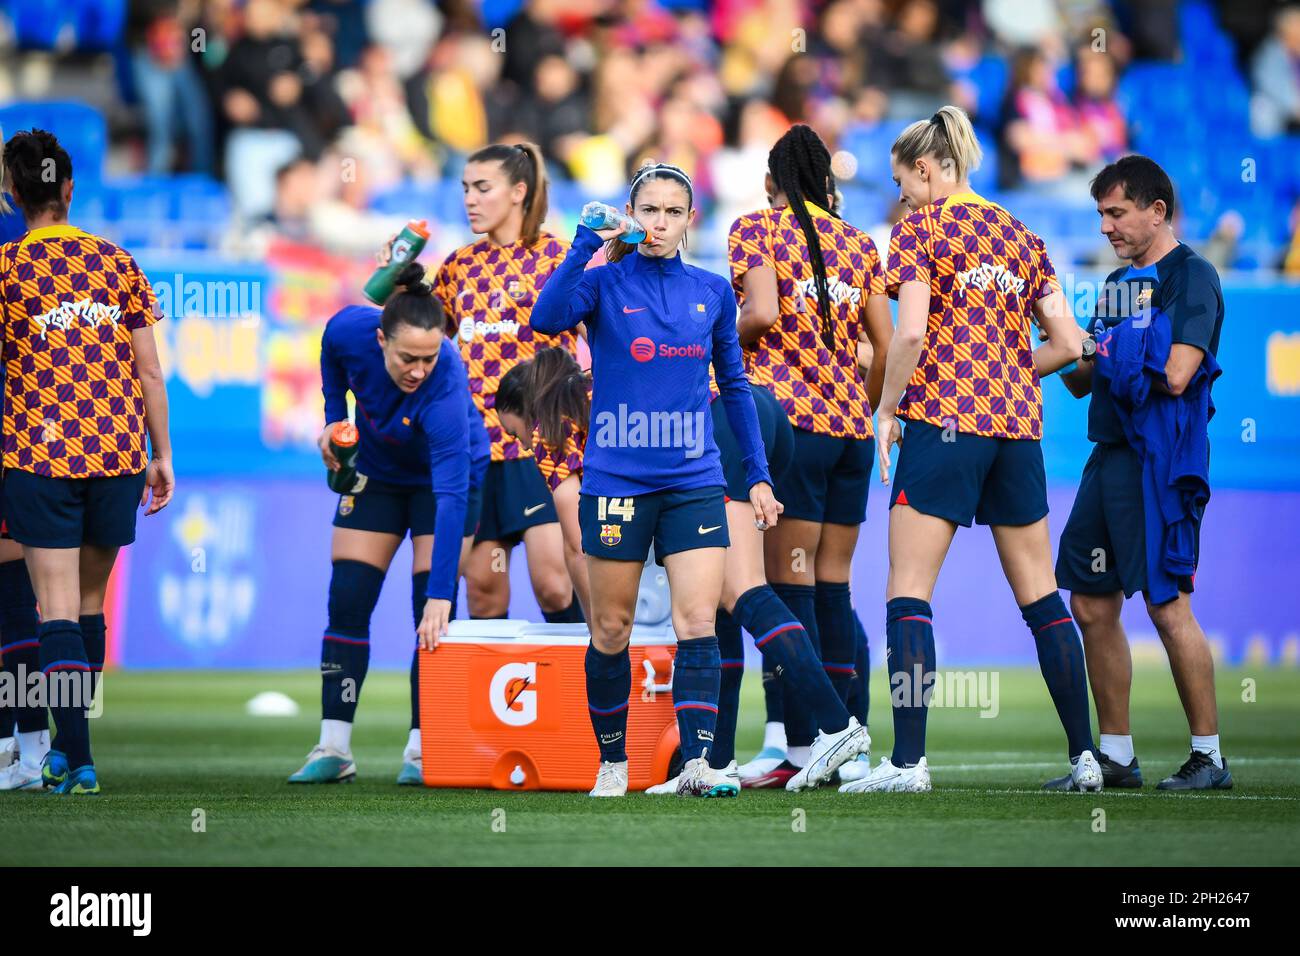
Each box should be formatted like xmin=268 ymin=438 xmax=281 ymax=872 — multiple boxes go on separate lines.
xmin=338 ymin=495 xmax=355 ymax=517
xmin=507 ymin=279 xmax=525 ymax=300
xmin=1135 ymin=288 xmax=1153 ymax=308
xmin=600 ymin=524 xmax=622 ymax=546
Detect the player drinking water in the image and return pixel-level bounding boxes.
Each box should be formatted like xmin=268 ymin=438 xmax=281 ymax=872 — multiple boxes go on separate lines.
xmin=288 ymin=262 xmax=489 ymax=786
xmin=532 ymin=161 xmax=780 ymax=797
xmin=431 ymin=143 xmax=582 ymax=624
xmin=0 ymin=128 xmax=174 ymax=795
xmin=494 ymin=347 xmax=592 ymax=619
xmin=497 ymin=350 xmax=871 ymax=793
xmin=729 ymin=124 xmax=895 ymax=788
xmin=847 ymin=106 xmax=1098 ymax=794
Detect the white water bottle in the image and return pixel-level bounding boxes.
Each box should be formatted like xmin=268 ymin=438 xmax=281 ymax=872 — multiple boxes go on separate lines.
xmin=580 ymin=201 xmax=646 ymax=243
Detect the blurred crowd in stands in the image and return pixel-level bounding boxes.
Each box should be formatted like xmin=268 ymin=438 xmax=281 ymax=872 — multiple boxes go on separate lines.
xmin=3 ymin=0 xmax=1300 ymax=270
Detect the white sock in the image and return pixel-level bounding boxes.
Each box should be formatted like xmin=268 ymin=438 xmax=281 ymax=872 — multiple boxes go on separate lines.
xmin=786 ymin=745 xmax=810 ymax=768
xmin=0 ymin=736 xmax=12 ymax=754
xmin=319 ymin=719 xmax=353 ymax=754
xmin=405 ymin=729 xmax=421 ymax=758
xmin=18 ymin=730 xmax=49 ymax=770
xmin=762 ymin=721 xmax=786 ymax=752
xmin=1100 ymin=733 xmax=1134 ymax=765
xmin=1191 ymin=734 xmax=1223 ymax=768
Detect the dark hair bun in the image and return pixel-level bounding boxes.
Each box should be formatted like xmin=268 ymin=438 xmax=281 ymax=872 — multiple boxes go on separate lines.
xmin=395 ymin=262 xmax=431 ymax=297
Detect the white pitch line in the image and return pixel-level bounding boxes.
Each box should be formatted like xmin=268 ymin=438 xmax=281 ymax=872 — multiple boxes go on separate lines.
xmin=936 ymin=787 xmax=1300 ymax=802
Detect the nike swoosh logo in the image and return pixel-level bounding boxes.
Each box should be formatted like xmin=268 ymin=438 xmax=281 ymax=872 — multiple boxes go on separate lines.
xmin=523 ymin=503 xmax=547 ymax=516
xmin=622 ymin=306 xmax=646 ymax=314
xmin=698 ymin=525 xmax=722 ymax=534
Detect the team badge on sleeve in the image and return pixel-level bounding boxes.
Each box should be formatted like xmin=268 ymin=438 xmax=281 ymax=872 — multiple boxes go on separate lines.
xmin=600 ymin=524 xmax=622 ymax=547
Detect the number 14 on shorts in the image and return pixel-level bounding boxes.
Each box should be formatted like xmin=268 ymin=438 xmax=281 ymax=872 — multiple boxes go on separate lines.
xmin=597 ymin=497 xmax=636 ymax=522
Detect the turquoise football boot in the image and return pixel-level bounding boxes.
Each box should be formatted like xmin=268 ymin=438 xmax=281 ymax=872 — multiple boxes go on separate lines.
xmin=288 ymin=746 xmax=356 ymax=784
xmin=42 ymin=749 xmax=69 ymax=789
xmin=396 ymin=756 xmax=423 ymax=786
xmin=49 ymin=764 xmax=100 ymax=795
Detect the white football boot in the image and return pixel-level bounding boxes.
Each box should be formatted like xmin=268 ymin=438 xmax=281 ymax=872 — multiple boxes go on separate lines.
xmin=838 ymin=755 xmax=932 ymax=793
xmin=0 ymin=737 xmax=14 ymax=771
xmin=1068 ymin=750 xmax=1104 ymax=792
xmin=646 ymin=759 xmax=739 ymax=795
xmin=786 ymin=718 xmax=871 ymax=791
xmin=589 ymin=760 xmax=628 ymax=797
xmin=836 ymin=753 xmax=872 ymax=783
xmin=677 ymin=751 xmax=740 ymax=798
xmin=0 ymin=759 xmax=44 ymax=791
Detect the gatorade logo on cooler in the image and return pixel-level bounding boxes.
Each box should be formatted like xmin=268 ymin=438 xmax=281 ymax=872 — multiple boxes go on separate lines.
xmin=489 ymin=662 xmax=538 ymax=726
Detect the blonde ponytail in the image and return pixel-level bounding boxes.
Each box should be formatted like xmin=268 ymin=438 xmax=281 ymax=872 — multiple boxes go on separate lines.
xmin=891 ymin=105 xmax=983 ymax=186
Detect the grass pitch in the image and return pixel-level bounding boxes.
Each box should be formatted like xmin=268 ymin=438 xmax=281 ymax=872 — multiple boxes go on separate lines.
xmin=1 ymin=666 xmax=1297 ymax=866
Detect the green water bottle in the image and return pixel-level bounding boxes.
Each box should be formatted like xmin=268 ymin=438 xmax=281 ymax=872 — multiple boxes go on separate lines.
xmin=363 ymin=220 xmax=431 ymax=304
xmin=327 ymin=422 xmax=365 ymax=493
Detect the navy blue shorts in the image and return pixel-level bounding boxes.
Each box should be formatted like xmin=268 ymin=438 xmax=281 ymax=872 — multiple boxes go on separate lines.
xmin=474 ymin=458 xmax=557 ymax=545
xmin=333 ymin=478 xmax=482 ymax=539
xmin=3 ymin=468 xmax=147 ymax=549
xmin=1055 ymin=443 xmax=1197 ymax=600
xmin=775 ymin=427 xmax=873 ymax=525
xmin=579 ymin=486 xmax=729 ymax=564
xmin=712 ymin=384 xmax=793 ymax=502
xmin=890 ymin=419 xmax=1047 ymax=527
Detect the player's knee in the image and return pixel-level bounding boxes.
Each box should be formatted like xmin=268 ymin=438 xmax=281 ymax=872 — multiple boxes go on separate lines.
xmin=591 ymin=610 xmax=632 ymax=651
xmin=1145 ymin=596 xmax=1193 ymax=639
xmin=328 ymin=560 xmax=386 ymax=636
xmin=674 ymin=608 xmax=719 ymax=640
xmin=533 ymin=574 xmax=574 ymax=613
xmin=1070 ymin=592 xmax=1120 ymax=630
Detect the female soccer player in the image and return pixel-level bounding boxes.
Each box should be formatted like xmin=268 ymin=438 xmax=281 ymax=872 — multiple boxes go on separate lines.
xmin=728 ymin=124 xmax=895 ymax=787
xmin=532 ymin=161 xmax=781 ymax=797
xmin=494 ymin=347 xmax=591 ymax=619
xmin=431 ymin=143 xmax=582 ymax=624
xmin=498 ymin=351 xmax=869 ymax=794
xmin=844 ymin=106 xmax=1096 ymax=794
xmin=288 ymin=263 xmax=489 ymax=786
xmin=0 ymin=129 xmax=174 ymax=795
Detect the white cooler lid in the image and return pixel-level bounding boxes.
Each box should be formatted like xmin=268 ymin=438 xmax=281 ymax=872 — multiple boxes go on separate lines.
xmin=441 ymin=620 xmax=678 ymax=646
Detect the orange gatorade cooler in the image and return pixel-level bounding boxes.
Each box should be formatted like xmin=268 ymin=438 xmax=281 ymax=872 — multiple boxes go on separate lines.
xmin=418 ymin=621 xmax=680 ymax=791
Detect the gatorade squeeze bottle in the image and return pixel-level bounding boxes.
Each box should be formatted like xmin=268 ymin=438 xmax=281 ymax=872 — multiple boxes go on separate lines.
xmin=363 ymin=220 xmax=431 ymax=304
xmin=580 ymin=202 xmax=646 ymax=244
xmin=327 ymin=422 xmax=364 ymax=493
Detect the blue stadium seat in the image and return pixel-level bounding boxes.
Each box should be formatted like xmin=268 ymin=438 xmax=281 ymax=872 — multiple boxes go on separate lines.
xmin=75 ymin=0 xmax=126 ymax=50
xmin=0 ymin=102 xmax=108 ymax=183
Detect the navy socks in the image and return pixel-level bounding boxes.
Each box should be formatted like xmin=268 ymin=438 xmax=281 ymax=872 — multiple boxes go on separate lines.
xmin=713 ymin=609 xmax=744 ymax=769
xmin=585 ymin=644 xmax=630 ymax=762
xmin=542 ymin=596 xmax=586 ymax=624
xmin=845 ymin=611 xmax=870 ymax=727
xmin=321 ymin=560 xmax=385 ymax=723
xmin=0 ymin=559 xmax=43 ymax=733
xmin=672 ymin=636 xmax=721 ymax=763
xmin=737 ymin=585 xmax=849 ymax=735
xmin=769 ymin=583 xmax=821 ymax=746
xmin=815 ymin=581 xmax=858 ymax=702
xmin=80 ymin=613 xmax=106 ymax=703
xmin=410 ymin=571 xmax=430 ymax=731
xmin=1023 ymin=592 xmax=1096 ymax=760
xmin=39 ymin=619 xmax=91 ymax=769
xmin=886 ymin=597 xmax=935 ymax=768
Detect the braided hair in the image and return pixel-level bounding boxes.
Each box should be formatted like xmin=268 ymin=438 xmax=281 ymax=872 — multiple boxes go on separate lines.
xmin=767 ymin=124 xmax=837 ymax=350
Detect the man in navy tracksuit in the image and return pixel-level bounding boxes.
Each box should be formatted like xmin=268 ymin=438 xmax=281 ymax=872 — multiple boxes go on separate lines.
xmin=1053 ymin=156 xmax=1231 ymax=791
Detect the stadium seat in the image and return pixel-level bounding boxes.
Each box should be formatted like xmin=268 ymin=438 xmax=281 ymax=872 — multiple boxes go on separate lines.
xmin=0 ymin=102 xmax=108 ymax=184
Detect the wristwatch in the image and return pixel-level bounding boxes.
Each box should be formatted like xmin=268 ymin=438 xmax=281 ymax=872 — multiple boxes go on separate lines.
xmin=1080 ymin=335 xmax=1097 ymax=362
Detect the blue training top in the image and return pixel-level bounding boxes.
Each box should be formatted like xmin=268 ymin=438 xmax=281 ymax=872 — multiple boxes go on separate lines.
xmin=1087 ymin=242 xmax=1224 ymax=445
xmin=531 ymin=225 xmax=770 ymax=497
xmin=320 ymin=304 xmax=489 ymax=600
